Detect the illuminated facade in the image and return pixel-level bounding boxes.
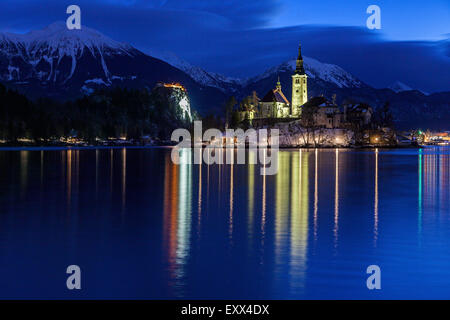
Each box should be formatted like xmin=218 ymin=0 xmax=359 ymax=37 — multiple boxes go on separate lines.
xmin=259 ymin=78 xmax=291 ymax=118
xmin=259 ymin=43 xmax=308 ymax=119
xmin=291 ymin=44 xmax=308 ymax=117
xmin=239 ymin=43 xmax=308 ymax=121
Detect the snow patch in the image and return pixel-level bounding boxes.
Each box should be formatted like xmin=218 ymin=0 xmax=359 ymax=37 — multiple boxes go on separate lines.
xmin=85 ymin=78 xmax=110 ymax=86
xmin=389 ymin=81 xmax=413 ymax=92
xmin=81 ymin=85 xmax=94 ymax=95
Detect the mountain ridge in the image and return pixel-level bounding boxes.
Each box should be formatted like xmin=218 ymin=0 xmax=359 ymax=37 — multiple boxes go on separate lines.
xmin=0 ymin=22 xmax=230 ymax=114
xmin=0 ymin=23 xmax=449 ymax=129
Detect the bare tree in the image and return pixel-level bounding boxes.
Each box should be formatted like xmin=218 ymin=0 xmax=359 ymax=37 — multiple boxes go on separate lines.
xmin=300 ymin=102 xmax=319 ymax=147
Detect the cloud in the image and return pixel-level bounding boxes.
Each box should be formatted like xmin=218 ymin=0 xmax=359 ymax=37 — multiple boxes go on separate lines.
xmin=0 ymin=1 xmax=448 ymax=92
xmin=0 ymin=0 xmax=279 ymax=31
xmin=162 ymin=0 xmax=281 ymax=28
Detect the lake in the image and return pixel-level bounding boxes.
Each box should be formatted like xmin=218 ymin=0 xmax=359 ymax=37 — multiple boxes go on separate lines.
xmin=0 ymin=146 xmax=449 ymax=299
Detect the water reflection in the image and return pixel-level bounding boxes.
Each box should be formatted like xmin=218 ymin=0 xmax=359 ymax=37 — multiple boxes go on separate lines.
xmin=418 ymin=150 xmax=423 ymax=243
xmin=122 ymin=148 xmax=127 ymax=212
xmin=95 ymin=149 xmax=99 ymax=198
xmin=421 ymin=148 xmax=450 ymax=227
xmin=289 ymin=150 xmax=309 ymax=294
xmin=248 ymin=152 xmax=255 ymax=238
xmin=334 ymin=149 xmax=339 ymax=249
xmin=163 ymin=149 xmax=192 ymax=296
xmin=197 ymin=148 xmax=202 ymax=234
xmin=275 ymin=152 xmax=290 ymax=268
xmin=423 ymin=151 xmax=437 ymax=216
xmin=3 ymin=147 xmax=449 ymax=299
xmin=66 ymin=150 xmax=72 ymax=208
xmin=314 ymin=149 xmax=318 ymax=241
xmin=374 ymin=149 xmax=379 ymax=246
xmin=439 ymin=151 xmax=449 ymax=217
xmin=20 ymin=150 xmax=28 ymax=199
xmin=229 ymin=161 xmax=234 ymax=240
xmin=177 ymin=149 xmax=192 ymax=279
xmin=40 ymin=150 xmax=44 ymax=187
xmin=163 ymin=153 xmax=178 ymax=286
xmin=261 ymin=156 xmax=267 ymax=242
xmin=110 ymin=149 xmax=113 ymax=194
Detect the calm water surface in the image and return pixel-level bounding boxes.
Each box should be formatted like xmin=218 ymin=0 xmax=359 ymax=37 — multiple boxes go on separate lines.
xmin=0 ymin=147 xmax=449 ymax=299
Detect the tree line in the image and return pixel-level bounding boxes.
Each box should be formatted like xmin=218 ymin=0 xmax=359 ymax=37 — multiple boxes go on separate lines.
xmin=0 ymin=84 xmax=191 ymax=144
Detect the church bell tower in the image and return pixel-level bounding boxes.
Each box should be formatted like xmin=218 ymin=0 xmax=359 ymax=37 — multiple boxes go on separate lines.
xmin=291 ymin=43 xmax=308 ymax=117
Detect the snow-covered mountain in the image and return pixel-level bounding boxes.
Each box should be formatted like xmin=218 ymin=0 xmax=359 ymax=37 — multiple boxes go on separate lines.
xmin=247 ymin=57 xmax=365 ymax=89
xmin=0 ymin=22 xmax=229 ymax=112
xmin=146 ymin=49 xmax=244 ymax=92
xmin=0 ymin=22 xmax=136 ymax=85
xmin=0 ymin=22 xmax=366 ymax=98
xmin=148 ymin=52 xmax=367 ymax=99
xmin=238 ymin=56 xmax=369 ymax=107
xmin=388 ymin=81 xmax=430 ymax=95
xmin=389 ymin=81 xmax=413 ymax=93
xmin=1 ymin=22 xmax=447 ymax=129
xmin=0 ymin=21 xmax=368 ymax=108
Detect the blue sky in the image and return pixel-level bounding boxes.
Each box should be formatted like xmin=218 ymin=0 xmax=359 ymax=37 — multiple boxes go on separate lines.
xmin=0 ymin=0 xmax=449 ymax=92
xmin=270 ymin=0 xmax=449 ymax=41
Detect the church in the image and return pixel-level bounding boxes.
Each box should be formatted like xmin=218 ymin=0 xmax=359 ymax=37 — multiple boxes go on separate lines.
xmin=235 ymin=43 xmax=374 ymax=131
xmin=240 ymin=44 xmax=308 ymax=121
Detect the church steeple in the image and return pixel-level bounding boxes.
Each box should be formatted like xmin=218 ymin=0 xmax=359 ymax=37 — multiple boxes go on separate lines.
xmin=294 ymin=43 xmax=305 ymax=75
xmin=276 ymin=76 xmax=281 ymax=90
xmin=291 ymin=42 xmax=308 ymax=117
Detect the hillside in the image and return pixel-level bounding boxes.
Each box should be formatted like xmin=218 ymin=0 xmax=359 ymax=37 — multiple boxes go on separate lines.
xmin=0 ymin=22 xmax=227 ymax=114
xmin=0 ymin=23 xmax=448 ymax=129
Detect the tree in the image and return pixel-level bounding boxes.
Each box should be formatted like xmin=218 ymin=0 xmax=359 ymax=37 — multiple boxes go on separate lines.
xmin=299 ymin=99 xmax=320 ymax=146
xmin=223 ymin=96 xmax=237 ymax=129
xmin=374 ymin=101 xmax=394 ymax=128
xmin=0 ymin=85 xmax=193 ymax=144
xmin=230 ymin=110 xmax=241 ymax=129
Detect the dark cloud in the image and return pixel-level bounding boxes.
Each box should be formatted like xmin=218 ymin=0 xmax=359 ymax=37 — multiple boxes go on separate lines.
xmin=0 ymin=1 xmax=448 ymax=92
xmin=161 ymin=0 xmax=281 ymax=28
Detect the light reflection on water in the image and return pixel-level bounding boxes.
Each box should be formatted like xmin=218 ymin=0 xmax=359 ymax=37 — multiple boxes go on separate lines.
xmin=0 ymin=147 xmax=449 ymax=299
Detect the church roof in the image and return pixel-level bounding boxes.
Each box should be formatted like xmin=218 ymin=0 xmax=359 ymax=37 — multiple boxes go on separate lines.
xmin=261 ymin=88 xmax=290 ymax=105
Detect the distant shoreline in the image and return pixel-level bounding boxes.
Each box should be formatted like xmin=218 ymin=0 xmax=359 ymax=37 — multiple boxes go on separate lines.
xmin=0 ymin=142 xmax=425 ymax=151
